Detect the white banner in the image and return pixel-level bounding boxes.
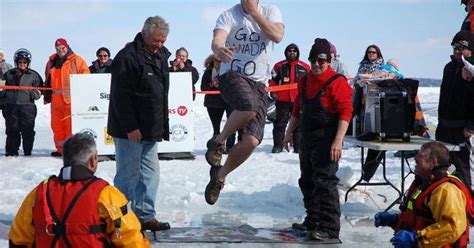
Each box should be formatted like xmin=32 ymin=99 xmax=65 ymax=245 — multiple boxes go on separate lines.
xmin=70 ymin=74 xmax=114 ymax=154
xmin=160 ymin=72 xmax=194 ymax=153
xmin=70 ymin=72 xmax=194 ymax=155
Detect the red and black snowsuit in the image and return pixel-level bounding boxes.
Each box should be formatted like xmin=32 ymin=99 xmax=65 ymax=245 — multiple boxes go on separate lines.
xmin=269 ymin=43 xmax=311 ymax=152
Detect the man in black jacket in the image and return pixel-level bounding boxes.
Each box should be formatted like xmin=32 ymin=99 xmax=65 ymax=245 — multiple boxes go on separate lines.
xmin=107 ymin=16 xmax=171 ymax=232
xmin=436 ymin=30 xmax=474 ymax=195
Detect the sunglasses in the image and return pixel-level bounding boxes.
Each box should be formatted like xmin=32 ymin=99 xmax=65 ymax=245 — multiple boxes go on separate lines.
xmin=98 ymin=54 xmax=109 ymax=58
xmin=287 ymin=49 xmax=297 ymax=53
xmin=367 ymin=51 xmax=377 ymax=54
xmin=17 ymin=61 xmax=28 ymax=64
xmin=310 ymin=58 xmax=327 ymax=65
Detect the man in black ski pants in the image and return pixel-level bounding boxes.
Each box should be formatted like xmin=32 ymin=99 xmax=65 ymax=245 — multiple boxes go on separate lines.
xmin=283 ymin=38 xmax=353 ymax=241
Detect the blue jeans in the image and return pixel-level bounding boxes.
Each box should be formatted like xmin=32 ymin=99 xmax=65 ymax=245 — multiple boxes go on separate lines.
xmin=114 ymin=137 xmax=159 ymax=222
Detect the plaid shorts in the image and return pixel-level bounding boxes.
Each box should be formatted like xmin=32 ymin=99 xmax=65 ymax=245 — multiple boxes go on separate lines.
xmin=218 ymin=72 xmax=267 ymax=143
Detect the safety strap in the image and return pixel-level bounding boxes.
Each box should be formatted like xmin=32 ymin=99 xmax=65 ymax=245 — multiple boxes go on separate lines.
xmin=301 ymin=73 xmax=346 ymax=97
xmin=120 ymin=204 xmax=128 ymax=216
xmin=89 ymin=223 xmax=108 ymax=234
xmin=276 ymin=62 xmax=288 ymax=85
xmin=41 ymin=177 xmax=54 ymax=237
xmin=46 ymin=178 xmax=99 ymax=248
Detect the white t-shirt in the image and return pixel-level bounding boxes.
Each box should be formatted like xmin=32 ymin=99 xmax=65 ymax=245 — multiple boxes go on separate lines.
xmin=215 ymin=3 xmax=283 ymax=82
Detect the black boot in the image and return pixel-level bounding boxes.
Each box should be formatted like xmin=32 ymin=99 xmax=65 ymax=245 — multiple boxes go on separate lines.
xmin=51 ymin=151 xmax=62 ymax=157
xmin=292 ymin=219 xmax=317 ymax=231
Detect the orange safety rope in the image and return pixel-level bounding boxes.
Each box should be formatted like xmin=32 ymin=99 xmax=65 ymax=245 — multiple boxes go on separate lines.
xmin=195 ymin=83 xmax=298 ymax=95
xmin=0 ymin=85 xmax=53 ymax=90
xmin=1 ymin=77 xmax=361 ymax=94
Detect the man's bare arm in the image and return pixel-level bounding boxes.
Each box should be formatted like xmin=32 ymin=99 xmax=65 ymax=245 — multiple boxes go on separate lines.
xmin=212 ymin=29 xmax=234 ymax=63
xmin=243 ymin=0 xmax=284 ymax=43
xmin=251 ymin=15 xmax=284 ymax=43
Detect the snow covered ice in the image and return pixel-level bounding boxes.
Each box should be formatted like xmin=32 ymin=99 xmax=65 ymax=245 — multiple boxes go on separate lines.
xmin=0 ymin=87 xmax=472 ymax=247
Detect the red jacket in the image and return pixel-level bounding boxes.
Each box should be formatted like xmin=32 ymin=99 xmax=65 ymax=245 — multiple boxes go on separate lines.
xmin=269 ymin=59 xmax=311 ymax=103
xmin=292 ymin=66 xmax=353 ymax=122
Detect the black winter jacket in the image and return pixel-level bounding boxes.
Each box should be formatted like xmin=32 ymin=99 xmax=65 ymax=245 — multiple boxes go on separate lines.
xmin=107 ymin=33 xmax=171 ymax=141
xmin=436 ymin=56 xmax=474 ymax=143
xmin=2 ymin=68 xmax=43 ymax=105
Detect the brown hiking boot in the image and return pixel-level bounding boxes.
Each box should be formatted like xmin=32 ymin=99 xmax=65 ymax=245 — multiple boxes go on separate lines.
xmin=205 ymin=166 xmax=224 ymax=205
xmin=205 ymin=138 xmax=225 ymax=167
xmin=141 ymin=218 xmax=171 ymax=232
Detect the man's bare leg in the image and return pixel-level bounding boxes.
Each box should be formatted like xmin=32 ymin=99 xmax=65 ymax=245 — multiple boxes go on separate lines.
xmin=218 ymin=133 xmax=259 ymax=181
xmin=214 ymin=110 xmax=256 ymax=144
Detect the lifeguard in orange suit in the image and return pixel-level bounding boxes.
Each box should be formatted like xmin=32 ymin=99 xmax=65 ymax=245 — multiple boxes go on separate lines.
xmin=43 ymin=38 xmax=90 ymax=156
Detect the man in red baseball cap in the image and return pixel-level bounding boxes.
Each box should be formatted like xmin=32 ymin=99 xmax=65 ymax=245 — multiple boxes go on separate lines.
xmin=43 ymin=38 xmax=90 ymax=157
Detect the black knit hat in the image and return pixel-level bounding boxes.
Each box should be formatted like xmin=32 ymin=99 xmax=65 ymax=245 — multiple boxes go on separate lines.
xmin=308 ymin=38 xmax=331 ymax=63
xmin=451 ymin=31 xmax=474 ymax=51
xmin=284 ymin=43 xmax=299 ymax=60
xmin=96 ymin=47 xmax=111 ymax=57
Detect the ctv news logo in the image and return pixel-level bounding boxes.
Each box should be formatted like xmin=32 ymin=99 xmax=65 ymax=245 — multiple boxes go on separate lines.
xmin=168 ymin=105 xmax=188 ymax=116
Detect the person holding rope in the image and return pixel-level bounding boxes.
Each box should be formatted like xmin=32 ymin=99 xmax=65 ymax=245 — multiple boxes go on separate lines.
xmin=1 ymin=49 xmax=43 ymax=156
xmin=44 ymin=38 xmax=90 ymax=157
xmin=268 ymin=43 xmax=310 ymax=154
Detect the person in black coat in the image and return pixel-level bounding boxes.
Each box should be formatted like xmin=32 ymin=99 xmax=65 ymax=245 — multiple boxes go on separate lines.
xmin=89 ymin=47 xmax=113 ymax=73
xmin=436 ymin=31 xmax=474 ymax=194
xmin=201 ymin=54 xmax=235 ymax=153
xmin=2 ymin=48 xmax=43 ymax=156
xmin=107 ymin=16 xmax=171 ymax=232
xmin=170 ymin=47 xmax=199 ymax=100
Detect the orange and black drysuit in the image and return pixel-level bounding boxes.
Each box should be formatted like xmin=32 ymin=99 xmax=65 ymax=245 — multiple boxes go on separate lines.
xmin=9 ymin=165 xmax=150 ymax=248
xmin=395 ymin=174 xmax=472 ymax=248
xmin=44 ymin=50 xmax=89 ymax=154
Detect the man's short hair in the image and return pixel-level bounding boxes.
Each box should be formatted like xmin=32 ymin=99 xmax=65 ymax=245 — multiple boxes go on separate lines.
xmin=142 ymin=16 xmax=169 ymax=37
xmin=63 ymin=133 xmax=97 ymax=168
xmin=176 ymin=47 xmax=189 ymax=57
xmin=421 ymin=141 xmax=450 ymax=167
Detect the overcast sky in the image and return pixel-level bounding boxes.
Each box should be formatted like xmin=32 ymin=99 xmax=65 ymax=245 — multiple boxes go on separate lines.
xmin=0 ymin=0 xmax=464 ymax=79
